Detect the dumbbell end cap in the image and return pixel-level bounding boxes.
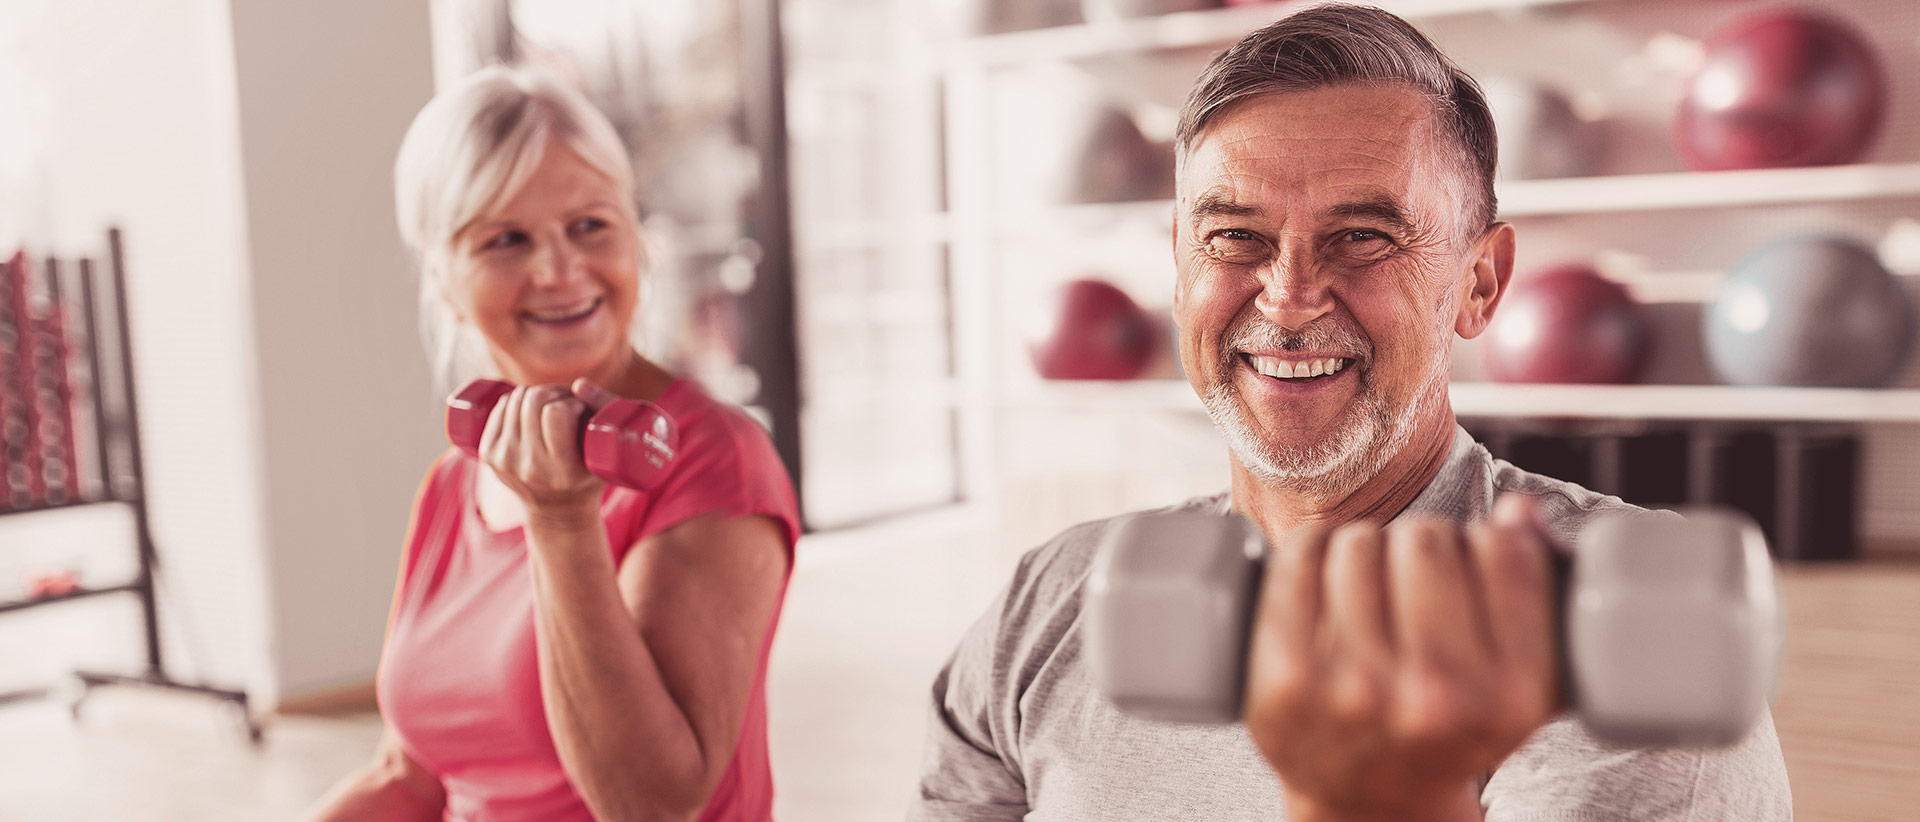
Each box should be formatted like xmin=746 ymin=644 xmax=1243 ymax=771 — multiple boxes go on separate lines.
xmin=1087 ymin=510 xmax=1266 ymax=725
xmin=584 ymin=399 xmax=678 ymax=491
xmin=1570 ymin=508 xmax=1781 ymax=749
xmin=447 ymin=379 xmax=514 ymax=457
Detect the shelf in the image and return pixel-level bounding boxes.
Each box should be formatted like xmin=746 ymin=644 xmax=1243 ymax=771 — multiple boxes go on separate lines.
xmin=972 ymin=162 xmax=1920 ymax=235
xmin=1499 ymin=162 xmax=1920 ymax=217
xmin=946 ymin=0 xmax=1592 ymax=66
xmin=0 ymin=581 xmax=140 ymax=616
xmin=1450 ymin=383 xmax=1920 ymax=423
xmin=1005 ymin=379 xmax=1920 ymax=423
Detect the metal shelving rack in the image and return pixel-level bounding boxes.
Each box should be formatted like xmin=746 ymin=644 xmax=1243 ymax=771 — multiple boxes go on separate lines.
xmin=0 ymin=228 xmax=256 ymax=741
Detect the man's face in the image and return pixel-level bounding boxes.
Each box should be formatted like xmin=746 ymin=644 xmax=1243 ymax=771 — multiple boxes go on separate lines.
xmin=1174 ymin=84 xmax=1482 ymax=497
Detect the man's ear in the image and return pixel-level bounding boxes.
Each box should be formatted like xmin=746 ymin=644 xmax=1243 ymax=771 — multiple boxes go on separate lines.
xmin=1171 ymin=217 xmax=1186 ymax=313
xmin=1455 ymin=221 xmax=1515 ymax=340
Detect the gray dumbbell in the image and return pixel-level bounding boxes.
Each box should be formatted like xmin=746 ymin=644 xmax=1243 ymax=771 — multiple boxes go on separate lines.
xmin=1085 ymin=507 xmax=1782 ymax=748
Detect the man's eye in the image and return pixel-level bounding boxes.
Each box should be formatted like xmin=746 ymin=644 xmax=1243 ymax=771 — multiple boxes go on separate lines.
xmin=1206 ymin=230 xmax=1266 ymax=262
xmin=482 ymin=231 xmax=527 ymax=251
xmin=1344 ymin=229 xmax=1386 ymax=243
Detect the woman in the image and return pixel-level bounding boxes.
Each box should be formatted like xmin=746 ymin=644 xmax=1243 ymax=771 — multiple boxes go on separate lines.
xmin=307 ymin=66 xmax=799 ymax=821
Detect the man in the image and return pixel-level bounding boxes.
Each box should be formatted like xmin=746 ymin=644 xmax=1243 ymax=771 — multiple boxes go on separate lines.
xmin=910 ymin=5 xmax=1791 ymax=821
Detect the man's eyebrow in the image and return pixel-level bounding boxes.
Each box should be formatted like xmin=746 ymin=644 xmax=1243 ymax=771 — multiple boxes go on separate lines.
xmin=1327 ymin=197 xmax=1417 ymax=234
xmin=1188 ymin=191 xmax=1262 ymax=226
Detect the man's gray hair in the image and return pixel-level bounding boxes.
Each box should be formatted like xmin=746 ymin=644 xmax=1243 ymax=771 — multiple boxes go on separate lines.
xmin=1175 ymin=3 xmax=1498 ymax=236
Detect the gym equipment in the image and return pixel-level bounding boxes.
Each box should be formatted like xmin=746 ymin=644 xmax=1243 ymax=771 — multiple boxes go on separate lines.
xmin=1481 ymin=75 xmax=1605 ymax=180
xmin=936 ymin=0 xmax=1081 ymax=36
xmin=1 ymin=251 xmax=30 ymax=511
xmin=1482 ymin=264 xmax=1649 ymax=384
xmin=1086 ymin=507 xmax=1780 ymax=748
xmin=1062 ymin=106 xmax=1173 ymax=204
xmin=1676 ymin=9 xmax=1886 ymax=171
xmin=25 ymin=569 xmax=79 ymax=600
xmin=24 ymin=257 xmax=81 ymax=506
xmin=1082 ymin=0 xmax=1220 ymax=23
xmin=1027 ymin=278 xmax=1157 ymax=380
xmin=1703 ymin=236 xmax=1914 ymax=387
xmin=447 ymin=378 xmax=679 ymax=491
xmin=0 ymin=229 xmax=258 ymax=741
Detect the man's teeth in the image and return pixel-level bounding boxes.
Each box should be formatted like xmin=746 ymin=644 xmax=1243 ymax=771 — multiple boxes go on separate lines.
xmin=1249 ymin=355 xmax=1350 ymax=379
xmin=527 ymin=299 xmax=598 ymax=322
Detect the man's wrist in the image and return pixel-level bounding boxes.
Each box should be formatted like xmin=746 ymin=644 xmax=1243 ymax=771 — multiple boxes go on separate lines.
xmin=1282 ymin=785 xmax=1481 ymax=822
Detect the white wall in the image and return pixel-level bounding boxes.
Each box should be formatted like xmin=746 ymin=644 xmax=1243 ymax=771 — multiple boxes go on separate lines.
xmin=0 ymin=0 xmax=440 ymax=706
xmin=1 ymin=0 xmax=275 ymax=699
xmin=226 ymin=0 xmax=440 ymax=700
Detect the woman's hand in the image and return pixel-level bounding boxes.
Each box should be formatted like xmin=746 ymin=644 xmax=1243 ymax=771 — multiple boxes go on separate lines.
xmin=477 ymin=381 xmax=617 ymax=519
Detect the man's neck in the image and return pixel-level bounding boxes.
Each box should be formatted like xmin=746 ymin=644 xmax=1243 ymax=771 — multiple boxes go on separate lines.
xmin=1229 ymin=409 xmax=1459 ymax=539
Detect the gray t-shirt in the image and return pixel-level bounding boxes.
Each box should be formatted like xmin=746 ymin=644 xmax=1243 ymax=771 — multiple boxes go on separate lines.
xmin=911 ymin=426 xmax=1792 ymax=821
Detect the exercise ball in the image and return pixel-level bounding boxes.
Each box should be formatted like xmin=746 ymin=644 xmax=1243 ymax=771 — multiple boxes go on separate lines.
xmin=1704 ymin=237 xmax=1914 ymax=387
xmin=1482 ymin=264 xmax=1651 ymax=384
xmin=1063 ymin=107 xmax=1174 ymax=204
xmin=1676 ymin=9 xmax=1886 ymax=171
xmin=1028 ymin=278 xmax=1156 ymax=380
xmin=1481 ymin=75 xmax=1605 ymax=180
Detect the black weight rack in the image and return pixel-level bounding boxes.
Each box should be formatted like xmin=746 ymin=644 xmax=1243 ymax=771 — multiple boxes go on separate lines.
xmin=0 ymin=228 xmax=257 ymax=741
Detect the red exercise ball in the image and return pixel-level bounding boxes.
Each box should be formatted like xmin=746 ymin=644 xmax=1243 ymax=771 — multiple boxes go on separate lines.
xmin=1028 ymin=278 xmax=1156 ymax=380
xmin=1676 ymin=9 xmax=1886 ymax=171
xmin=1482 ymin=264 xmax=1650 ymax=384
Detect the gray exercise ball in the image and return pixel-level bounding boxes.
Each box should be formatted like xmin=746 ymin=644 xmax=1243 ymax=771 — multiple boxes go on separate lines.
xmin=1703 ymin=236 xmax=1915 ymax=387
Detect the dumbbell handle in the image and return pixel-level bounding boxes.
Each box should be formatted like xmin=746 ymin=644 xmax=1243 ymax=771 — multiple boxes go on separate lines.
xmin=446 ymin=378 xmax=678 ymax=492
xmin=1085 ymin=508 xmax=1781 ymax=748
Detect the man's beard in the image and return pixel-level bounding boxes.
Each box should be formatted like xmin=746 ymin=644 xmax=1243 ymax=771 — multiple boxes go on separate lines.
xmin=1199 ymin=315 xmax=1447 ymax=501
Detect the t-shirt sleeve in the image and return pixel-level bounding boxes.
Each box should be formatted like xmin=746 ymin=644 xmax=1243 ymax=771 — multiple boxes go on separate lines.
xmin=909 ymin=580 xmax=1031 ymax=822
xmin=629 ymin=407 xmax=800 ymax=554
xmin=1482 ymin=710 xmax=1792 ymax=821
xmin=389 ymin=451 xmax=459 ymax=629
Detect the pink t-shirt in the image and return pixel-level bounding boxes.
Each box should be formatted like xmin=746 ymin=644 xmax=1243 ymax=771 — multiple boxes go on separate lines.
xmin=377 ymin=379 xmax=800 ymax=821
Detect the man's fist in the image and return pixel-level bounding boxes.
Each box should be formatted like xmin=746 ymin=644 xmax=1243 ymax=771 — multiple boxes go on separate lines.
xmin=1242 ymin=497 xmax=1556 ymax=821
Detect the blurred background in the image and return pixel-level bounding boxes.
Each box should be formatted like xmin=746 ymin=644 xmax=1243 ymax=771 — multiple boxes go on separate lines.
xmin=2 ymin=0 xmax=1920 ymax=819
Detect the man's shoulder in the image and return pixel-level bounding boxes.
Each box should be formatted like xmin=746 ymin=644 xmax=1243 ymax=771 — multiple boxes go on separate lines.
xmin=1483 ymin=451 xmax=1657 ymax=544
xmin=990 ymin=492 xmax=1233 ymax=645
xmin=1010 ymin=493 xmax=1232 ymax=597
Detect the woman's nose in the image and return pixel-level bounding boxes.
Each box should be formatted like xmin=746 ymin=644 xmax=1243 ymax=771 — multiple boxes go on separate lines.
xmin=534 ymin=237 xmax=588 ymax=286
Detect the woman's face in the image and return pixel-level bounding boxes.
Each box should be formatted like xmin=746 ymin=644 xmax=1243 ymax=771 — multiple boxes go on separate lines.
xmin=444 ymin=143 xmax=642 ymax=387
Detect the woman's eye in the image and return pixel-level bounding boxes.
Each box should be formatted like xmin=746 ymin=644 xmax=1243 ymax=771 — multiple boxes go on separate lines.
xmin=572 ymin=217 xmax=609 ymax=234
xmin=481 ymin=230 xmax=527 ymax=251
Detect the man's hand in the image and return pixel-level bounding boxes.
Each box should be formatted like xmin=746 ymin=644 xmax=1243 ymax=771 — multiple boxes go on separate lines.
xmin=1242 ymin=496 xmax=1560 ymax=822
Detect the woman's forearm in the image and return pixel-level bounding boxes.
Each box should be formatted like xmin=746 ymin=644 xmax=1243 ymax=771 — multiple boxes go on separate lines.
xmin=524 ymin=511 xmax=715 ymax=821
xmin=305 ymin=753 xmax=445 ymax=822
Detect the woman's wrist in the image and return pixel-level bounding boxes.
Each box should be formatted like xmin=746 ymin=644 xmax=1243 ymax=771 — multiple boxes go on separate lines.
xmin=524 ymin=499 xmax=603 ymax=539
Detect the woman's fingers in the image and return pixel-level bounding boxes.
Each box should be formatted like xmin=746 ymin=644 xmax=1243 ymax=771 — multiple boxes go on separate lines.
xmin=479 ymin=383 xmax=600 ymax=502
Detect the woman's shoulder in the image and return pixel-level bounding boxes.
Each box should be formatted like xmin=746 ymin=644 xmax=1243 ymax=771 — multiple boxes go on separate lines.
xmin=418 ymin=447 xmax=476 ymax=499
xmin=654 ymin=378 xmax=780 ymax=462
xmin=619 ymin=378 xmax=798 ymax=545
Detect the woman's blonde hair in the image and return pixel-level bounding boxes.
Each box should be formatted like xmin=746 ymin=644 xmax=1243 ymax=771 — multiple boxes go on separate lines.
xmin=393 ymin=64 xmax=640 ymax=395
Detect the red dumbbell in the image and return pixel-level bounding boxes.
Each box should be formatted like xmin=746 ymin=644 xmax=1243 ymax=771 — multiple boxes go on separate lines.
xmin=446 ymin=378 xmax=678 ymax=492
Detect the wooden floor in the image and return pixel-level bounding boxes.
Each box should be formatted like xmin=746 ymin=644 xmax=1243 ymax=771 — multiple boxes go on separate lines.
xmin=0 ymin=532 xmax=1916 ymax=820
xmin=1773 ymin=554 xmax=1920 ymax=822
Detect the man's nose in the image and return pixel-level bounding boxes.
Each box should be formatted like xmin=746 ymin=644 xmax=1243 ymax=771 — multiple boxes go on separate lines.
xmin=1253 ymin=248 xmax=1333 ymax=331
